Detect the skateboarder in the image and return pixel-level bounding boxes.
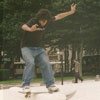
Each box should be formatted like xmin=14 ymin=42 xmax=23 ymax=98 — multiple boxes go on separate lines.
xmin=21 ymin=3 xmax=76 ymax=92
xmin=73 ymin=60 xmax=83 ymax=83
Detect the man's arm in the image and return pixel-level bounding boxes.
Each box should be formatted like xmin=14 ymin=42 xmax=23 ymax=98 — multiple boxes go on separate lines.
xmin=22 ymin=24 xmax=43 ymax=32
xmin=55 ymin=3 xmax=76 ymax=21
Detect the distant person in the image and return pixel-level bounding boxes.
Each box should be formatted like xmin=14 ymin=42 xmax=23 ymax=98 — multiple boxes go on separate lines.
xmin=73 ymin=60 xmax=83 ymax=83
xmin=21 ymin=4 xmax=76 ymax=92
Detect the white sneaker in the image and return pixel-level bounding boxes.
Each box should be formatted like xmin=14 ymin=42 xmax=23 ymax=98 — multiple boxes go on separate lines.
xmin=23 ymin=86 xmax=31 ymax=93
xmin=48 ymin=84 xmax=59 ymax=92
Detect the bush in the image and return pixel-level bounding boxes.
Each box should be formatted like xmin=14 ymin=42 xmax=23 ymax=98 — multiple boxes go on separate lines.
xmin=0 ymin=69 xmax=10 ymax=81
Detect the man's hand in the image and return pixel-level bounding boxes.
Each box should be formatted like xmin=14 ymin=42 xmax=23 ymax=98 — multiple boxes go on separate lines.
xmin=31 ymin=24 xmax=44 ymax=32
xmin=70 ymin=3 xmax=77 ymax=14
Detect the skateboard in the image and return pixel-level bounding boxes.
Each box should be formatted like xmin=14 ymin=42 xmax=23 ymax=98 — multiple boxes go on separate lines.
xmin=19 ymin=91 xmax=50 ymax=98
xmin=19 ymin=89 xmax=76 ymax=99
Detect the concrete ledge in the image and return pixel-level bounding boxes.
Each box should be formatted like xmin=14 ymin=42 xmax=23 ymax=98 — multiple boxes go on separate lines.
xmin=1 ymin=81 xmax=100 ymax=100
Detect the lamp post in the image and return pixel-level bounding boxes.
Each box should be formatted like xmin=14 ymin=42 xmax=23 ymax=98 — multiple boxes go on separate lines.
xmin=80 ymin=27 xmax=83 ymax=77
xmin=0 ymin=51 xmax=4 ymax=68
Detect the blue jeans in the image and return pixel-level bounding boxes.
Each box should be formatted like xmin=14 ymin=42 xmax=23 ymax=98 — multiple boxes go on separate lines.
xmin=21 ymin=47 xmax=54 ymax=88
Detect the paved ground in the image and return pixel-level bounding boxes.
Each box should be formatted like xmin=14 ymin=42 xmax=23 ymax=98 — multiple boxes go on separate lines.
xmin=0 ymin=80 xmax=100 ymax=100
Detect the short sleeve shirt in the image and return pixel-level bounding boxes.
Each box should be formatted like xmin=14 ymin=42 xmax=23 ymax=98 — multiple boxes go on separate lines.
xmin=21 ymin=18 xmax=54 ymax=47
xmin=21 ymin=17 xmax=55 ymax=47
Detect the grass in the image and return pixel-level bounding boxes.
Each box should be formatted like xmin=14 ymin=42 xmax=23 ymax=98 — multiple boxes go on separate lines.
xmin=0 ymin=75 xmax=95 ymax=85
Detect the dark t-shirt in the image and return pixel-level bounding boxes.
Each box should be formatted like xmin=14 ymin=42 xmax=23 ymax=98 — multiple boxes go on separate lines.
xmin=21 ymin=18 xmax=55 ymax=48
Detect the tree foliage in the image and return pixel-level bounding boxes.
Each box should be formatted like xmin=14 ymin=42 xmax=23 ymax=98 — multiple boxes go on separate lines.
xmin=1 ymin=0 xmax=100 ymax=59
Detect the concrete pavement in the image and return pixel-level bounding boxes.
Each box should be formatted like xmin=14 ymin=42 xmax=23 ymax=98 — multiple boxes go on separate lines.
xmin=0 ymin=80 xmax=100 ymax=100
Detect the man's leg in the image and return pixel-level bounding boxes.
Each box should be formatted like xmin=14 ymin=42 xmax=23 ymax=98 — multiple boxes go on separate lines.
xmin=36 ymin=50 xmax=54 ymax=87
xmin=78 ymin=74 xmax=83 ymax=82
xmin=36 ymin=49 xmax=58 ymax=92
xmin=75 ymin=72 xmax=78 ymax=83
xmin=21 ymin=47 xmax=35 ymax=87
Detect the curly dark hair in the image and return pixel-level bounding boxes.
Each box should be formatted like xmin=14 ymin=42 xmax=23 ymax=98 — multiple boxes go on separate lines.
xmin=36 ymin=9 xmax=53 ymax=21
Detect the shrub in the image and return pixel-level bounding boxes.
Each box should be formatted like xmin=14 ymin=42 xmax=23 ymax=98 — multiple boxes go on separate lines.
xmin=0 ymin=69 xmax=10 ymax=81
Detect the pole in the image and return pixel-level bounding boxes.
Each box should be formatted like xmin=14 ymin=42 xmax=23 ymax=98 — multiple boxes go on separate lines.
xmin=60 ymin=55 xmax=64 ymax=85
xmin=80 ymin=27 xmax=83 ymax=76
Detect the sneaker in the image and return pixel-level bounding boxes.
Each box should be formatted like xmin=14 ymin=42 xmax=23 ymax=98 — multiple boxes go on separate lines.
xmin=74 ymin=82 xmax=78 ymax=83
xmin=81 ymin=79 xmax=83 ymax=83
xmin=48 ymin=84 xmax=59 ymax=92
xmin=23 ymin=86 xmax=31 ymax=93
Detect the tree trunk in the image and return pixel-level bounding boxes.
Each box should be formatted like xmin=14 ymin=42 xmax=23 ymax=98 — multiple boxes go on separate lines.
xmin=64 ymin=45 xmax=69 ymax=73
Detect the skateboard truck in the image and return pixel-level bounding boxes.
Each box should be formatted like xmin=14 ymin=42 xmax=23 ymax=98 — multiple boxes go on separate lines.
xmin=25 ymin=91 xmax=31 ymax=98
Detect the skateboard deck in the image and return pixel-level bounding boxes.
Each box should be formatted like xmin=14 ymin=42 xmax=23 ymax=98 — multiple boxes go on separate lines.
xmin=19 ymin=91 xmax=49 ymax=98
xmin=19 ymin=89 xmax=76 ymax=99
